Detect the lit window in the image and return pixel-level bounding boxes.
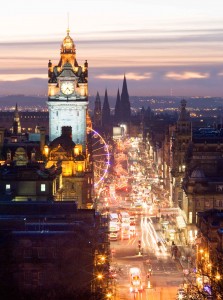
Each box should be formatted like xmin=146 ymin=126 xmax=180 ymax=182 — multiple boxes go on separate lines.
xmin=41 ymin=184 xmax=46 ymax=192
xmin=189 ymin=212 xmax=192 ymax=223
xmin=6 ymin=184 xmax=11 ymax=190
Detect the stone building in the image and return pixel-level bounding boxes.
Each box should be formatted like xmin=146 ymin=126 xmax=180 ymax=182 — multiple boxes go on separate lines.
xmin=0 ymin=202 xmax=109 ymax=298
xmin=48 ymin=29 xmax=88 ymax=147
xmin=45 ymin=126 xmax=93 ymax=208
xmin=0 ymin=158 xmax=62 ymax=202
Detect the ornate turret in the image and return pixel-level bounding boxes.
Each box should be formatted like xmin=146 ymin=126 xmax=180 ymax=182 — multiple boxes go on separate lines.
xmin=59 ymin=29 xmax=78 ymax=68
xmin=61 ymin=29 xmax=76 ymax=54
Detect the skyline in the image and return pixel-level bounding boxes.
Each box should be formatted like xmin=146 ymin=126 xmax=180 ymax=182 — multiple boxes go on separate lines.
xmin=0 ymin=0 xmax=223 ymax=97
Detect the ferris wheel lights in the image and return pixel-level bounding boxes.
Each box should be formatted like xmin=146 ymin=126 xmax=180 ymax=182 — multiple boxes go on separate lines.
xmin=88 ymin=127 xmax=110 ymax=187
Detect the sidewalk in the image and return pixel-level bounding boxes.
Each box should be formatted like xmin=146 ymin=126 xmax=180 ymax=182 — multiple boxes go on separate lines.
xmin=151 ymin=216 xmax=196 ymax=272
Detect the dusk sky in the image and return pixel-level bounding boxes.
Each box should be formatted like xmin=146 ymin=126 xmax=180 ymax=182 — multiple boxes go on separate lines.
xmin=0 ymin=0 xmax=223 ymax=97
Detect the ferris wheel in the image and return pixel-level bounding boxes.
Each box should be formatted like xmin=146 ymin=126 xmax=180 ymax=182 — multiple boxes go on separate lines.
xmin=87 ymin=127 xmax=110 ymax=187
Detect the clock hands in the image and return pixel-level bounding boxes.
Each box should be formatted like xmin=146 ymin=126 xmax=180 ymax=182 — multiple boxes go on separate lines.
xmin=61 ymin=81 xmax=74 ymax=95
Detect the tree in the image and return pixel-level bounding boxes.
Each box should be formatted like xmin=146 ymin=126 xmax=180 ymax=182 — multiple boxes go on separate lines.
xmin=183 ymin=249 xmax=223 ymax=299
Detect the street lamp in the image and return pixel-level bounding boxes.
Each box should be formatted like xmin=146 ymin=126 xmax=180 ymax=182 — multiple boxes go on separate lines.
xmin=100 ymin=255 xmax=106 ymax=264
xmin=97 ymin=273 xmax=104 ymax=280
xmin=106 ymin=292 xmax=112 ymax=299
xmin=215 ymin=274 xmax=221 ymax=281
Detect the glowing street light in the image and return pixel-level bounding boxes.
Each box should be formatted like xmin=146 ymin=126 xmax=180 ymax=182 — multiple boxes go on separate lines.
xmin=97 ymin=273 xmax=103 ymax=280
xmin=215 ymin=274 xmax=221 ymax=280
xmin=106 ymin=292 xmax=112 ymax=298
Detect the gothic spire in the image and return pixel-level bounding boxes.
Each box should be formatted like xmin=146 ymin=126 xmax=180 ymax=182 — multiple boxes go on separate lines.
xmin=93 ymin=92 xmax=102 ymax=127
xmin=120 ymin=74 xmax=131 ymax=122
xmin=102 ymin=89 xmax=111 ymax=127
xmin=114 ymin=88 xmax=121 ymax=123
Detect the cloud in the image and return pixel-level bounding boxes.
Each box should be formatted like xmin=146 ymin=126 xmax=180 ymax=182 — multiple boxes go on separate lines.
xmin=0 ymin=74 xmax=47 ymax=81
xmin=218 ymin=72 xmax=223 ymax=76
xmin=95 ymin=72 xmax=152 ymax=81
xmin=165 ymin=71 xmax=209 ymax=80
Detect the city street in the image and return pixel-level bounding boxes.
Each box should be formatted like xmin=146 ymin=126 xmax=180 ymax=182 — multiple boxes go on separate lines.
xmin=97 ymin=137 xmax=190 ymax=299
xmin=109 ymin=215 xmax=183 ymax=300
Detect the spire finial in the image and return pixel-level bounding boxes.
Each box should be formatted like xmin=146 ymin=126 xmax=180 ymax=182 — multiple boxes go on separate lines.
xmin=67 ymin=13 xmax=70 ymax=35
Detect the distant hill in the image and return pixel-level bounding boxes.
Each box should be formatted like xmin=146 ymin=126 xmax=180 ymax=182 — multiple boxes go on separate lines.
xmin=0 ymin=95 xmax=223 ymax=111
xmin=0 ymin=95 xmax=47 ymax=110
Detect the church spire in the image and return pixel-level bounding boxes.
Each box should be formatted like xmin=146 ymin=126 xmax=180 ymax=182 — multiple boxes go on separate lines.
xmin=93 ymin=92 xmax=102 ymax=128
xmin=114 ymin=88 xmax=121 ymax=123
xmin=102 ymin=89 xmax=111 ymax=128
xmin=120 ymin=74 xmax=131 ymax=122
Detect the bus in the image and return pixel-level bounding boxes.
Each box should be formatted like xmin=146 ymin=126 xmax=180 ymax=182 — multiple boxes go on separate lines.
xmin=121 ymin=224 xmax=130 ymax=240
xmin=110 ymin=213 xmax=120 ymax=223
xmin=109 ymin=221 xmax=120 ymax=241
xmin=119 ymin=211 xmax=130 ymax=224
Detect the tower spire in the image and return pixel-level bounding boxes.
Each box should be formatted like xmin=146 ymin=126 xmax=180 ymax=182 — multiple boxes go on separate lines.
xmin=115 ymin=88 xmax=121 ymax=123
xmin=67 ymin=13 xmax=70 ymax=35
xmin=94 ymin=92 xmax=102 ymax=128
xmin=102 ymin=88 xmax=111 ymax=129
xmin=120 ymin=74 xmax=131 ymax=122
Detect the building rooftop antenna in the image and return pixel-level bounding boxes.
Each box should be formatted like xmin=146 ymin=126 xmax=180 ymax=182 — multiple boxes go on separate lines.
xmin=67 ymin=12 xmax=70 ymax=34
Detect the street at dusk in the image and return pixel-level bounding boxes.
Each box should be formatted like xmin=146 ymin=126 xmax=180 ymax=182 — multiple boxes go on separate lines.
xmin=97 ymin=137 xmax=188 ymax=300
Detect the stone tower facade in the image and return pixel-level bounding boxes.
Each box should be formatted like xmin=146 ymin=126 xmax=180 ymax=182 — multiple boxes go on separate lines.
xmin=47 ymin=29 xmax=88 ymax=149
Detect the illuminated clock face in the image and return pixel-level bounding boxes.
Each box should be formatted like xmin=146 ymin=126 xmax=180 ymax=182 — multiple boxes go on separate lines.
xmin=61 ymin=81 xmax=75 ymax=95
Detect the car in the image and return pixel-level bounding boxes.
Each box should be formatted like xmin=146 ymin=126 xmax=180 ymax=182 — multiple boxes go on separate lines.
xmin=129 ymin=267 xmax=143 ymax=293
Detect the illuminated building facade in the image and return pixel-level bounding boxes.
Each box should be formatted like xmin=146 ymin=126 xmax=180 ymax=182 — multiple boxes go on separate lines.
xmin=44 ymin=126 xmax=93 ymax=208
xmin=48 ymin=29 xmax=88 ymax=148
xmin=46 ymin=30 xmax=93 ymax=207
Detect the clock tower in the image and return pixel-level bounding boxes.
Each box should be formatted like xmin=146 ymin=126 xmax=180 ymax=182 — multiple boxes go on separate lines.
xmin=48 ymin=29 xmax=88 ymax=148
